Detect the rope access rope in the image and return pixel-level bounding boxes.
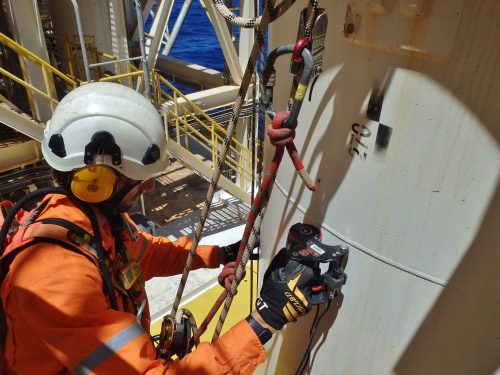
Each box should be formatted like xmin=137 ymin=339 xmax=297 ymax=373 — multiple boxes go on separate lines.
xmin=168 ymin=0 xmax=320 ymax=349
xmin=210 ymin=107 xmax=314 ymax=340
xmin=186 ymin=0 xmax=321 ymax=342
xmin=170 ymin=0 xmax=289 ymax=326
xmin=213 ymin=0 xmax=297 ymax=28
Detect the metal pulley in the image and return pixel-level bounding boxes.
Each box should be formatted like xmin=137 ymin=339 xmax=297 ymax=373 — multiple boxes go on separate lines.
xmin=157 ymin=312 xmax=194 ymax=360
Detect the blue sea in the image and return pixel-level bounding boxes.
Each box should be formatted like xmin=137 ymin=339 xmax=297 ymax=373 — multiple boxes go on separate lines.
xmin=146 ymin=1 xmax=243 ymax=73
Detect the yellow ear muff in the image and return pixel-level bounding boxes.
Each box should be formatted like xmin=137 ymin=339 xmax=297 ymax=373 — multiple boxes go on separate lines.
xmin=71 ymin=165 xmax=117 ymax=203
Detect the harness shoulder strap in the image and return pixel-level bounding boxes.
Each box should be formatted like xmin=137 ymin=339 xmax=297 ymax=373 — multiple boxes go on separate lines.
xmin=0 ymin=215 xmax=101 ymax=352
xmin=37 ymin=217 xmax=99 ymax=258
xmin=0 ymin=201 xmax=14 ymax=229
xmin=1 ymin=188 xmax=122 ymax=356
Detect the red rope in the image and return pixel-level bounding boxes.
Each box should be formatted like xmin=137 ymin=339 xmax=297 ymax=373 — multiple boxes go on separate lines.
xmin=194 ymin=111 xmax=317 ymax=341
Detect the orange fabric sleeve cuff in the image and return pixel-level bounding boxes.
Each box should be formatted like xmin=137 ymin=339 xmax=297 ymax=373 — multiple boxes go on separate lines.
xmin=165 ymin=319 xmax=266 ymax=374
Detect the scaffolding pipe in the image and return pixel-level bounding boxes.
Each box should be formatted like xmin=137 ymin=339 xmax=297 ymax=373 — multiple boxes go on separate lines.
xmin=161 ymin=0 xmax=193 ymax=56
xmin=68 ymin=0 xmax=91 ymax=81
xmin=88 ymin=55 xmax=142 ymax=68
xmin=133 ymin=0 xmax=151 ymax=97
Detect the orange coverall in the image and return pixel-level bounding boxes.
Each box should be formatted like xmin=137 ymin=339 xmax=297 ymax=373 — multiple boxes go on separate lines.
xmin=1 ymin=195 xmax=265 ymax=374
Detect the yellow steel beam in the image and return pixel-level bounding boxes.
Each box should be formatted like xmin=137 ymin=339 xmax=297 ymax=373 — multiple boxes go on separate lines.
xmin=0 ymin=102 xmax=44 ymax=141
xmin=0 ymin=139 xmax=42 ymax=173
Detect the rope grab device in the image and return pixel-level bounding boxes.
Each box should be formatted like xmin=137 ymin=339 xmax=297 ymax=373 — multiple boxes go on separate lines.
xmin=156 ymin=1 xmax=345 ymax=362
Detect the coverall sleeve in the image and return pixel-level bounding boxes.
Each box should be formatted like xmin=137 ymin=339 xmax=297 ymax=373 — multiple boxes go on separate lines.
xmin=122 ymin=213 xmax=222 ymax=280
xmin=7 ymin=244 xmax=265 ymax=374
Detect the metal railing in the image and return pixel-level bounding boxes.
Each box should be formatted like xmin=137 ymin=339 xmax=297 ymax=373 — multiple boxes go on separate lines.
xmin=49 ymin=34 xmax=141 ymax=88
xmin=155 ymin=74 xmax=257 ymax=191
xmin=0 ymin=31 xmax=258 ymax=198
xmin=0 ymin=32 xmax=77 ymax=119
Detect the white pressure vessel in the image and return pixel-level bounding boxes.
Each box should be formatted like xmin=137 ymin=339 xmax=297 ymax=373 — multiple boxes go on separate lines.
xmin=258 ymin=1 xmax=500 ymax=374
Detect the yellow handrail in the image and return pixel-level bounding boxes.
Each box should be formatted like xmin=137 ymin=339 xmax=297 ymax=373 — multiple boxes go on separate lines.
xmin=50 ymin=34 xmax=137 ymax=83
xmin=155 ymin=74 xmax=258 ymax=189
xmin=0 ymin=33 xmax=77 ymax=87
xmin=0 ymin=31 xmax=258 ymax=194
xmin=0 ymin=32 xmax=78 ymax=120
xmin=0 ymin=67 xmax=58 ymax=108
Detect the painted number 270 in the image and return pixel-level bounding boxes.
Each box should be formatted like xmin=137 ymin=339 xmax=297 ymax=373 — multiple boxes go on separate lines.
xmin=348 ymin=123 xmax=371 ymax=159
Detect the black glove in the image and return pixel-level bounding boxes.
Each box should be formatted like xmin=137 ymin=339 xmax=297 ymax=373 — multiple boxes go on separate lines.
xmin=220 ymin=237 xmax=260 ymax=264
xmin=256 ymin=248 xmax=315 ymax=330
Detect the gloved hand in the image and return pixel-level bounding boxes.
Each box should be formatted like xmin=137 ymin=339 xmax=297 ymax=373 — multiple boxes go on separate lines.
xmin=217 ymin=262 xmax=246 ymax=292
xmin=255 ymin=248 xmax=315 ymax=330
xmin=220 ymin=236 xmax=260 ymax=264
xmin=218 ymin=262 xmax=237 ymax=290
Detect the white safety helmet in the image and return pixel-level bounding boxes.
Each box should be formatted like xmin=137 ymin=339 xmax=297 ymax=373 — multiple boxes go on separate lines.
xmin=41 ymin=82 xmax=169 ymax=180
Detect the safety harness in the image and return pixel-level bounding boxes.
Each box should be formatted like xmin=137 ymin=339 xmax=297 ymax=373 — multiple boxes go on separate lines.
xmin=0 ymin=188 xmax=149 ymax=358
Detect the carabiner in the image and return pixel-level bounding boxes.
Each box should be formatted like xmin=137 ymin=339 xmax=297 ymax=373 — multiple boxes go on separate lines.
xmin=262 ymin=44 xmax=314 ymax=128
xmin=262 ymin=43 xmax=318 ymax=191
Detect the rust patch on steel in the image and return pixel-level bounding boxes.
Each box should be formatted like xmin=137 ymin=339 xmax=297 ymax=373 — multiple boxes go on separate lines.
xmin=343 ymin=4 xmax=362 ymax=38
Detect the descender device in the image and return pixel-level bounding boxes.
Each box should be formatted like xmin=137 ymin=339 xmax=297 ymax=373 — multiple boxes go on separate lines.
xmin=156 ymin=222 xmax=348 ymax=360
xmin=285 ymin=222 xmax=349 ymax=305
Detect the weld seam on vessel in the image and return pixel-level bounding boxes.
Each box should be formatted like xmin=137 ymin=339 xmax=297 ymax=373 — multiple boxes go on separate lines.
xmin=274 ymin=180 xmax=446 ymax=286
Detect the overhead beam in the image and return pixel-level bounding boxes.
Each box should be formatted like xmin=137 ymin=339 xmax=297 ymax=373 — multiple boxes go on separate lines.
xmin=131 ymin=0 xmax=157 ymax=42
xmin=0 ymin=139 xmax=42 ymax=173
xmin=161 ymin=84 xmax=253 ymax=113
xmin=0 ymin=103 xmax=44 ymax=141
xmin=160 ymin=0 xmax=192 ymax=56
xmin=146 ymin=0 xmax=174 ymax=69
xmin=156 ymin=55 xmax=224 ymax=88
xmin=202 ymin=0 xmax=243 ymax=84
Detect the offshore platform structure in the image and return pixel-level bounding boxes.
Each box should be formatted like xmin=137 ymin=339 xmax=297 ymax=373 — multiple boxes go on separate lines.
xmin=0 ymin=1 xmax=499 ymax=375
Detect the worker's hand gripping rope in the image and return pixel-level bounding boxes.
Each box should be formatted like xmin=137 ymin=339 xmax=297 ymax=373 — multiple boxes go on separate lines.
xmin=218 ymin=262 xmax=248 ymax=294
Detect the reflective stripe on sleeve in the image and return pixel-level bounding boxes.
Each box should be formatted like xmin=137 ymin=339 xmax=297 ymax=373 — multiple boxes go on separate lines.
xmin=73 ymin=322 xmax=144 ymax=375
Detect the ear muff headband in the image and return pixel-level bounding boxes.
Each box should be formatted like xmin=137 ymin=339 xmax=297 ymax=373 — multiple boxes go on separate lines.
xmin=71 ymin=165 xmax=117 ymax=203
